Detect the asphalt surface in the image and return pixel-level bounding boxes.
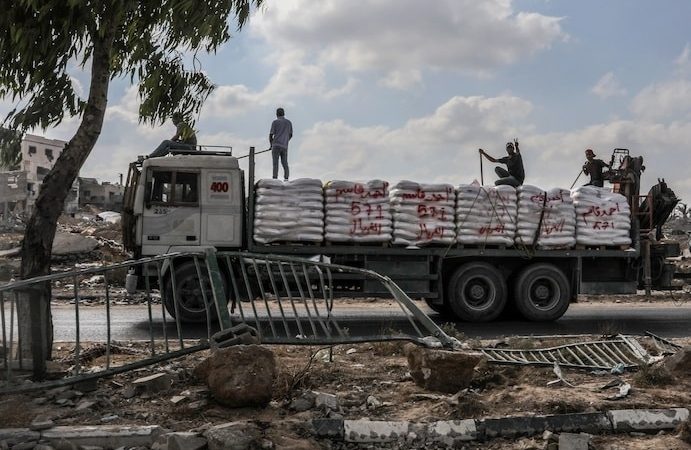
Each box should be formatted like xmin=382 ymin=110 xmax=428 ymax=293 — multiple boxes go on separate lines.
xmin=45 ymin=300 xmax=691 ymax=342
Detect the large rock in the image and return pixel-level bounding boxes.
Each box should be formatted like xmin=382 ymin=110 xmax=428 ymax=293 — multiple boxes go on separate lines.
xmin=663 ymin=347 xmax=691 ymax=376
xmin=204 ymin=422 xmax=262 ymax=450
xmin=52 ymin=233 xmax=98 ymax=256
xmin=194 ymin=345 xmax=276 ymax=407
xmin=404 ymin=343 xmax=484 ymax=393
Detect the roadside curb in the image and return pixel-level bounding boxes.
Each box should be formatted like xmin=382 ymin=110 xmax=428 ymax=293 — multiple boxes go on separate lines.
xmin=0 ymin=408 xmax=687 ymax=448
xmin=312 ymin=407 xmax=689 ymax=444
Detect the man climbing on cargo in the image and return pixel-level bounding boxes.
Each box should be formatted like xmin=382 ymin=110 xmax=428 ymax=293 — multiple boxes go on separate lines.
xmin=479 ymin=139 xmax=525 ymax=187
xmin=269 ymin=107 xmax=293 ymax=181
xmin=149 ymin=112 xmax=197 ymax=158
xmin=582 ymin=148 xmax=610 ymax=187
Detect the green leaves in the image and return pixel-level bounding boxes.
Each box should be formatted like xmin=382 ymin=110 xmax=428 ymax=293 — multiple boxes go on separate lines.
xmin=0 ymin=127 xmax=23 ymax=170
xmin=0 ymin=0 xmax=264 ymax=133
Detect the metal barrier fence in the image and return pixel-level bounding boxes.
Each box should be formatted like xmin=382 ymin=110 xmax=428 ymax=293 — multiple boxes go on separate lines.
xmin=0 ymin=250 xmax=456 ymax=392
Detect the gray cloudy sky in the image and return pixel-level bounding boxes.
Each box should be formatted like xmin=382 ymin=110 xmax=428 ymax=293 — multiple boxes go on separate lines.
xmin=3 ymin=0 xmax=691 ymax=202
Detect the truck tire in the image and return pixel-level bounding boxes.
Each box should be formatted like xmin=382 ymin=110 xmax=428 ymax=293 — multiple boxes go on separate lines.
xmin=513 ymin=263 xmax=570 ymax=321
xmin=447 ymin=262 xmax=507 ymax=322
xmin=164 ymin=260 xmax=224 ymax=323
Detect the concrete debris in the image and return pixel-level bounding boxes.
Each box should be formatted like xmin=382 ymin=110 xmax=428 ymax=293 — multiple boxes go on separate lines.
xmin=131 ymin=373 xmax=172 ymax=394
xmin=365 ymin=395 xmax=383 ymax=409
xmin=52 ymin=232 xmax=99 ymax=256
xmin=558 ymin=432 xmax=591 ymax=450
xmin=153 ymin=432 xmax=207 ymax=450
xmin=29 ymin=416 xmax=55 ymax=431
xmin=195 ymin=345 xmax=276 ymax=408
xmin=314 ymin=392 xmax=339 ymax=411
xmin=404 ymin=343 xmax=484 ymax=393
xmin=662 ymin=346 xmax=691 ymax=376
xmin=345 ymin=348 xmax=357 ymax=355
xmin=41 ymin=425 xmax=168 ymax=449
xmin=289 ymin=391 xmax=316 ymax=412
xmin=204 ymin=422 xmax=263 ymax=450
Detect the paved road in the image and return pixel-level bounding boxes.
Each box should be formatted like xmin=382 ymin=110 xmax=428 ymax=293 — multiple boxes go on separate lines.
xmin=46 ymin=301 xmax=691 ymax=342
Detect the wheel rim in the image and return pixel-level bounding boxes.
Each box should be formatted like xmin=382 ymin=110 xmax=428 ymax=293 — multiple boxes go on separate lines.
xmin=177 ymin=275 xmax=212 ymax=313
xmin=527 ymin=277 xmax=560 ymax=311
xmin=460 ymin=275 xmax=496 ymax=311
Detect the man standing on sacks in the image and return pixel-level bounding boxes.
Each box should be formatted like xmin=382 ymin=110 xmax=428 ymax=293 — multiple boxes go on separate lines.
xmin=269 ymin=107 xmax=293 ymax=181
xmin=479 ymin=139 xmax=525 ymax=187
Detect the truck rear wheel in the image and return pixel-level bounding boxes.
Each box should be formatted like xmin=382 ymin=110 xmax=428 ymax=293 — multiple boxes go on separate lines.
xmin=447 ymin=262 xmax=506 ymax=322
xmin=164 ymin=260 xmax=223 ymax=323
xmin=513 ymin=263 xmax=570 ymax=321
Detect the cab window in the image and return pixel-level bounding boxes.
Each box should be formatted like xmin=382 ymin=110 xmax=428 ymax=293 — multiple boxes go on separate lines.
xmin=149 ymin=170 xmax=198 ymax=206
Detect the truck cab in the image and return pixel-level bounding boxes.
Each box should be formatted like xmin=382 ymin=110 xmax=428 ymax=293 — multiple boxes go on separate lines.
xmin=123 ymin=151 xmax=244 ymax=257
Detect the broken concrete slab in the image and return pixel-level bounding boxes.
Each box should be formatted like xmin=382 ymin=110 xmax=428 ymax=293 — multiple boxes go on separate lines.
xmin=607 ymin=408 xmax=690 ymax=432
xmin=153 ymin=432 xmax=207 ymax=450
xmin=314 ymin=392 xmax=339 ymax=411
xmin=479 ymin=412 xmax=612 ymax=439
xmin=29 ymin=416 xmax=55 ymax=431
xmin=404 ymin=343 xmax=484 ymax=393
xmin=0 ymin=429 xmax=40 ymax=447
xmin=132 ymin=373 xmax=172 ymax=394
xmin=52 ymin=232 xmax=98 ymax=256
xmin=289 ymin=391 xmax=316 ymax=412
xmin=203 ymin=422 xmax=262 ymax=450
xmin=344 ymin=419 xmax=409 ymax=443
xmin=41 ymin=425 xmax=168 ymax=448
xmin=312 ymin=419 xmax=344 ymax=438
xmin=427 ymin=420 xmax=477 ymax=445
xmin=558 ymin=432 xmax=591 ymax=450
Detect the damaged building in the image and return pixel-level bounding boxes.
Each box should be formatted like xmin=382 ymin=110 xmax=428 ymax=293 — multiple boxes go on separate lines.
xmin=0 ymin=134 xmax=131 ymax=221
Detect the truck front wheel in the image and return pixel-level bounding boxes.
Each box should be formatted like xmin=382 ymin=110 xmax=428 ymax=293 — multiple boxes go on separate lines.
xmin=163 ymin=261 xmax=222 ymax=323
xmin=513 ymin=263 xmax=570 ymax=321
xmin=447 ymin=262 xmax=507 ymax=322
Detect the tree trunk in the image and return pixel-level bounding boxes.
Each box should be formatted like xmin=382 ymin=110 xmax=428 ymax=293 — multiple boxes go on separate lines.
xmin=18 ymin=20 xmax=116 ymax=379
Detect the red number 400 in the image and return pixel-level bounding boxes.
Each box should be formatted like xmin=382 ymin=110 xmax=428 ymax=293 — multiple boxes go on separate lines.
xmin=210 ymin=182 xmax=229 ymax=192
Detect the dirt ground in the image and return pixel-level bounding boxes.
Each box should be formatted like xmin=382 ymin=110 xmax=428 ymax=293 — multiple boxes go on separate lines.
xmin=1 ymin=336 xmax=689 ymax=449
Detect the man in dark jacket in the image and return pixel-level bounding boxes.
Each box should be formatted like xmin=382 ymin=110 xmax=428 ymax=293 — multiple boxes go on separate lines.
xmin=269 ymin=107 xmax=293 ymax=181
xmin=582 ymin=148 xmax=609 ymax=187
xmin=479 ymin=139 xmax=525 ymax=187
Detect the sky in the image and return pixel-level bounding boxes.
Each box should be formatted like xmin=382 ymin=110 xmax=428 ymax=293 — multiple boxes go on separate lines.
xmin=4 ymin=0 xmax=691 ymax=203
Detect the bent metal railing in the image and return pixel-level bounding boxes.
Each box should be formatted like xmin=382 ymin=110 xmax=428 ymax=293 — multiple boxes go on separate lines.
xmin=0 ymin=250 xmax=456 ymax=392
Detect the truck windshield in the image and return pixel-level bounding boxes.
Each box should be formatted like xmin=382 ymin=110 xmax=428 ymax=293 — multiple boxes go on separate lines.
xmin=149 ymin=170 xmax=198 ymax=205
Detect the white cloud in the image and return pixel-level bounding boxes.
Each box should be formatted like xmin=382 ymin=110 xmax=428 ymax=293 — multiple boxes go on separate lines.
xmin=675 ymin=43 xmax=691 ymax=71
xmin=630 ymin=79 xmax=691 ymax=121
xmin=252 ymin=0 xmax=566 ymax=83
xmin=591 ymin=72 xmax=627 ymax=99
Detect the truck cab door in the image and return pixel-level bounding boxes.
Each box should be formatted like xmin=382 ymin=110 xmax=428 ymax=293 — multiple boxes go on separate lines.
xmin=200 ymin=168 xmax=243 ymax=247
xmin=140 ymin=169 xmax=201 ymax=255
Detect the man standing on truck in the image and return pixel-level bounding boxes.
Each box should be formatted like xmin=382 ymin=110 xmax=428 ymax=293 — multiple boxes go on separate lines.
xmin=149 ymin=112 xmax=197 ymax=158
xmin=479 ymin=140 xmax=525 ymax=187
xmin=582 ymin=148 xmax=610 ymax=187
xmin=269 ymin=107 xmax=293 ymax=181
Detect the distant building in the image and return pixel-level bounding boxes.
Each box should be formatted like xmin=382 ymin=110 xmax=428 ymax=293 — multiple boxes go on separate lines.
xmin=1 ymin=134 xmax=79 ymax=215
xmin=78 ymin=177 xmax=124 ymax=211
xmin=18 ymin=134 xmax=80 ymax=214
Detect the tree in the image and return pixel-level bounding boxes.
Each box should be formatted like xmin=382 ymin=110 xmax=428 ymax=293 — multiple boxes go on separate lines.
xmin=0 ymin=127 xmax=22 ymax=170
xmin=0 ymin=0 xmax=263 ymax=377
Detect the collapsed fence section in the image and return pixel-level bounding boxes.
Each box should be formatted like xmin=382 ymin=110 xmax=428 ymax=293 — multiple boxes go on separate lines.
xmin=0 ymin=250 xmax=456 ymax=392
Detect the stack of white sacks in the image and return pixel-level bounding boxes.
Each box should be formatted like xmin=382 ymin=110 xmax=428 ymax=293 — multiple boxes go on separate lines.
xmin=253 ymin=178 xmax=324 ymax=244
xmin=572 ymin=186 xmax=631 ymax=246
xmin=456 ymin=183 xmax=517 ymax=246
xmin=324 ymin=180 xmax=392 ymax=243
xmin=390 ymin=181 xmax=456 ymax=246
xmin=515 ymin=185 xmax=576 ymax=249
